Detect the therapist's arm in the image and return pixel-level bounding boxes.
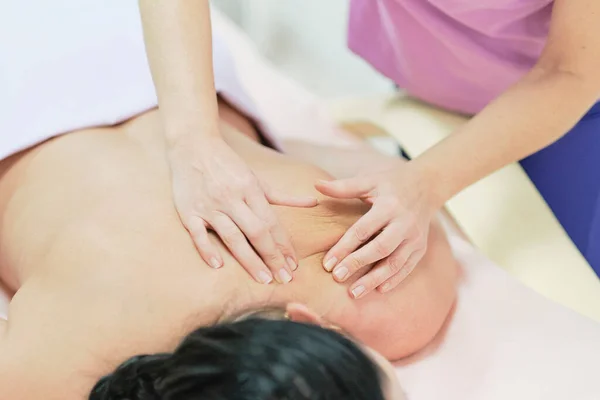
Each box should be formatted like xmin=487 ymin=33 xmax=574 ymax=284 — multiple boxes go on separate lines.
xmin=138 ymin=0 xmax=219 ymax=140
xmin=418 ymin=0 xmax=600 ymax=207
xmin=138 ymin=0 xmax=317 ymax=285
xmin=316 ymin=0 xmax=600 ymax=299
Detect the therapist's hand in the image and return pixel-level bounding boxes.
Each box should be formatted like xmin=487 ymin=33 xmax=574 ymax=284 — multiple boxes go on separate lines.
xmin=316 ymin=160 xmax=438 ymax=298
xmin=168 ymin=136 xmax=318 ymax=284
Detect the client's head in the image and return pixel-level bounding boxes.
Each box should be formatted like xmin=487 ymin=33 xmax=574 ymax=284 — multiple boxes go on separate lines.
xmin=89 ymin=303 xmax=405 ymax=400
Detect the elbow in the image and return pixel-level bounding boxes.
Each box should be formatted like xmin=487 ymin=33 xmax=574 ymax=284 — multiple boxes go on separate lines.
xmin=528 ymin=60 xmax=600 ymax=100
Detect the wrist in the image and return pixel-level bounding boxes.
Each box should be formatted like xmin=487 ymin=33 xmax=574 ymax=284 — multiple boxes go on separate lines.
xmin=164 ymin=113 xmax=223 ymax=151
xmin=162 ymin=105 xmax=222 ymax=146
xmin=165 ymin=122 xmax=221 ymax=146
xmin=166 ymin=130 xmax=224 ymax=163
xmin=409 ymin=157 xmax=449 ymax=210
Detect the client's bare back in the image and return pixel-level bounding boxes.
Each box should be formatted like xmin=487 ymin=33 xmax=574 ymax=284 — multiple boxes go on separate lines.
xmin=0 ymin=105 xmax=457 ymax=399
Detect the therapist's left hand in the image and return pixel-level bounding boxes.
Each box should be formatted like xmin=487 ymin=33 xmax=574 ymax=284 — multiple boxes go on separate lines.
xmin=315 ymin=160 xmax=438 ymax=299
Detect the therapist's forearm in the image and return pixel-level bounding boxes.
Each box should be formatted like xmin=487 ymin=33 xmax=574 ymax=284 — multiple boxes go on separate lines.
xmin=139 ymin=0 xmax=219 ymax=145
xmin=414 ymin=69 xmax=600 ymax=207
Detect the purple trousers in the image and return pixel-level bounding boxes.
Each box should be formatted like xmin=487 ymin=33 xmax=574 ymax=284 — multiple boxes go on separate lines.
xmin=520 ymin=102 xmax=600 ymax=279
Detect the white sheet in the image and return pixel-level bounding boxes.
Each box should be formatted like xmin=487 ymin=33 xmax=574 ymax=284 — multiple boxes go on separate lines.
xmin=395 ymin=220 xmax=600 ymax=400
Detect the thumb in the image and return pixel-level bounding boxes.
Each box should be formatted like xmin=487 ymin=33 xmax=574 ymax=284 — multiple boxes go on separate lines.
xmin=315 ymin=176 xmax=374 ymax=199
xmin=260 ymin=181 xmax=319 ymax=207
xmin=265 ymin=189 xmax=319 ymax=207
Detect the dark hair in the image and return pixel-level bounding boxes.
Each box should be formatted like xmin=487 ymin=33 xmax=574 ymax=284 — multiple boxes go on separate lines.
xmin=89 ymin=318 xmax=386 ymax=400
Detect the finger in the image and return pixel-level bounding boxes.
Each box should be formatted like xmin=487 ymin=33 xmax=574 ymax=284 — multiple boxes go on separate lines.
xmin=182 ymin=215 xmax=223 ymax=269
xmin=377 ymin=250 xmax=423 ymax=293
xmin=209 ymin=213 xmax=274 ymax=285
xmin=247 ymin=191 xmax=299 ymax=273
xmin=348 ymin=243 xmax=416 ymax=299
xmin=322 ymin=203 xmax=391 ymax=272
xmin=315 ymin=176 xmax=374 ymax=199
xmin=263 ymin=186 xmax=318 ymax=208
xmin=229 ymin=202 xmax=293 ymax=284
xmin=331 ymin=226 xmax=403 ymax=283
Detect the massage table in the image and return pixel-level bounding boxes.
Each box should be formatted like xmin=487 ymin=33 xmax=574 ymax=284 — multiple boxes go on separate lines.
xmin=2 ymin=9 xmax=599 ymax=400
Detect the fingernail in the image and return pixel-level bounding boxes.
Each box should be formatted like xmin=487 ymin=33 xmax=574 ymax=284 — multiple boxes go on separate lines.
xmin=380 ymin=282 xmax=391 ymax=293
xmin=287 ymin=257 xmax=298 ymax=271
xmin=258 ymin=271 xmax=273 ymax=284
xmin=323 ymin=257 xmax=338 ymax=272
xmin=279 ymin=268 xmax=292 ymax=283
xmin=351 ymin=285 xmax=366 ymax=299
xmin=210 ymin=257 xmax=222 ymax=269
xmin=317 ymin=179 xmax=330 ymax=186
xmin=333 ymin=266 xmax=348 ymax=281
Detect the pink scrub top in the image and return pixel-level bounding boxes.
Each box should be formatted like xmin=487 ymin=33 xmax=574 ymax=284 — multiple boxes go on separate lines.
xmin=348 ymin=0 xmax=554 ymax=114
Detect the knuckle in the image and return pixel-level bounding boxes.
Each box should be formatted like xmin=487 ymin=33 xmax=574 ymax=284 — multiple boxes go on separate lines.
xmin=219 ymin=228 xmax=240 ymax=246
xmin=194 ymin=236 xmax=210 ymax=248
xmin=194 ymin=207 xmax=213 ymax=221
xmin=368 ymin=187 xmax=380 ymax=198
xmin=207 ymin=182 xmax=226 ymax=198
xmin=353 ymin=226 xmax=370 ymax=242
xmin=209 ymin=211 xmax=225 ymax=224
xmin=276 ymin=240 xmax=293 ymax=255
xmin=374 ymin=273 xmax=391 ymax=288
xmin=381 ymin=275 xmax=396 ymax=287
xmin=247 ymin=223 xmax=269 ymax=240
xmin=373 ymin=239 xmax=393 ymax=257
xmin=378 ymin=195 xmax=399 ymax=211
xmin=405 ymin=262 xmax=417 ymax=275
xmin=186 ymin=225 xmax=208 ymax=243
xmin=263 ymin=216 xmax=278 ymax=232
xmin=221 ymin=233 xmax=237 ymax=246
xmin=347 ymin=255 xmax=365 ymax=272
xmin=181 ymin=214 xmax=198 ymax=227
xmin=388 ymin=256 xmax=404 ymax=273
xmin=190 ymin=200 xmax=206 ymax=212
xmin=264 ymin=251 xmax=282 ymax=265
xmin=415 ymin=238 xmax=427 ymax=251
xmin=185 ymin=222 xmax=207 ymax=236
xmin=240 ymin=176 xmax=257 ymax=192
xmin=359 ymin=275 xmax=377 ymax=291
xmin=379 ymin=182 xmax=394 ymax=195
xmin=413 ymin=225 xmax=426 ymax=239
xmin=209 ymin=190 xmax=227 ymax=204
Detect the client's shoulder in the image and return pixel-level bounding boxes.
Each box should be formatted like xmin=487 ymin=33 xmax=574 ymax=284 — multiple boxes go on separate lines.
xmin=318 ymin=220 xmax=459 ymax=361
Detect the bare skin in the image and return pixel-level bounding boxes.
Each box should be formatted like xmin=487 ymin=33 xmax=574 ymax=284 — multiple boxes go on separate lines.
xmin=0 ymin=102 xmax=458 ymax=399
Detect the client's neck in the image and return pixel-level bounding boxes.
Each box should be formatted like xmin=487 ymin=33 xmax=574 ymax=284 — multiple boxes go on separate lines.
xmin=266 ymin=252 xmax=351 ymax=325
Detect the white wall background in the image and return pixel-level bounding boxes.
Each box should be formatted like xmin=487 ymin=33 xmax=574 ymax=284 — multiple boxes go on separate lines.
xmin=212 ymin=0 xmax=394 ymax=98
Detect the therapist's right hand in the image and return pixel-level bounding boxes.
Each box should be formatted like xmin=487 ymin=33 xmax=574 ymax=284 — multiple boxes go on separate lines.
xmin=167 ymin=135 xmax=318 ymax=285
